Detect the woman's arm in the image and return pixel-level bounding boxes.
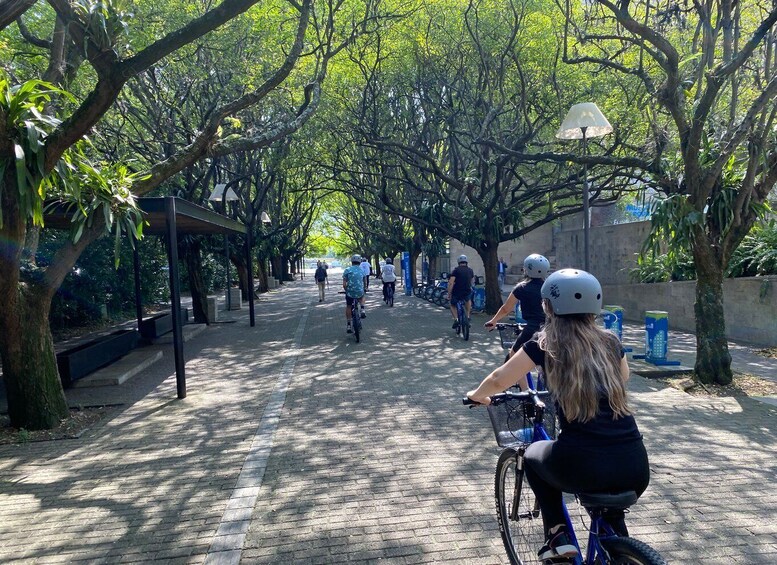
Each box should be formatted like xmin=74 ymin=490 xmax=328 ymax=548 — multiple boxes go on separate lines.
xmin=467 ymin=348 xmax=535 ymax=404
xmin=484 ymin=293 xmax=518 ymax=328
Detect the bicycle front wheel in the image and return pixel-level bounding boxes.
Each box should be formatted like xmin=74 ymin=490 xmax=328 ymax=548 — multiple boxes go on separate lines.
xmin=495 ymin=449 xmax=544 ymax=565
xmin=600 ymin=537 xmax=667 ymax=565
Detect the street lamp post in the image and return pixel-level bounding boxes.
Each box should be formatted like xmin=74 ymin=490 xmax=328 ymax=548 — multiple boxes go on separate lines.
xmin=556 ymin=103 xmax=612 ymax=272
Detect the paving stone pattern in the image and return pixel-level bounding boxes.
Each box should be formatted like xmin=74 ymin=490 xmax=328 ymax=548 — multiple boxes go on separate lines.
xmin=0 ymin=280 xmax=775 ymax=564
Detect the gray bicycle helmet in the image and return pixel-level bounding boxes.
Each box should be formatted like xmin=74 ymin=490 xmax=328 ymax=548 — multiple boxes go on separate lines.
xmin=457 ymin=254 xmax=468 ymax=264
xmin=524 ymin=254 xmax=550 ymax=279
xmin=385 ymin=257 xmax=393 ymax=264
xmin=541 ymin=269 xmax=602 ymax=315
xmin=351 ymin=254 xmax=361 ymax=264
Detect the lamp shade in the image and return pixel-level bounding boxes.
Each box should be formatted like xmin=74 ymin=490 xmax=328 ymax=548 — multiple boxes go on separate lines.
xmin=208 ymin=183 xmax=239 ymax=201
xmin=260 ymin=211 xmax=271 ymax=224
xmin=556 ymin=103 xmax=613 ymax=139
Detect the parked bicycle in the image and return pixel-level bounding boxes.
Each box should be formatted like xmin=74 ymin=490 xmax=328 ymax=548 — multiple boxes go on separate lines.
xmin=463 ymin=390 xmax=665 ymax=565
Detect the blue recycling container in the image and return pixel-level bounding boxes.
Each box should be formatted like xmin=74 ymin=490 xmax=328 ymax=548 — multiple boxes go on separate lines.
xmin=402 ymin=252 xmax=411 ymax=295
xmin=645 ymin=311 xmax=668 ymax=361
xmin=603 ymin=305 xmax=624 ymax=342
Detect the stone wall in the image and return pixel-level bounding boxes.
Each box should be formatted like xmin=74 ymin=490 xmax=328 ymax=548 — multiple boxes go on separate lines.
xmin=450 ymin=217 xmax=777 ymax=346
xmin=602 ymin=276 xmax=777 ymax=347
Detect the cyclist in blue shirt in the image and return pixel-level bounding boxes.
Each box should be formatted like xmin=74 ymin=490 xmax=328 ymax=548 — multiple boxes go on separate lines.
xmin=468 ymin=269 xmax=649 ymax=562
xmin=343 ymin=254 xmax=366 ymax=333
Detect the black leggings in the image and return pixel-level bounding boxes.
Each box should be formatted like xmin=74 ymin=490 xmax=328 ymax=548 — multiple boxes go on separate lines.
xmin=511 ymin=324 xmax=540 ymax=354
xmin=524 ymin=438 xmax=650 ymax=537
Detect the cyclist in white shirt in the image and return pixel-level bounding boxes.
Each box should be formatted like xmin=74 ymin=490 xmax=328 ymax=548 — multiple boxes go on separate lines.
xmin=380 ymin=257 xmax=397 ymax=303
xmin=360 ymin=256 xmax=371 ymax=291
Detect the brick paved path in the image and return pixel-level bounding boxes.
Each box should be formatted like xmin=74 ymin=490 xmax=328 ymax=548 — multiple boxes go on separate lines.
xmin=1 ymin=279 xmax=775 ymax=563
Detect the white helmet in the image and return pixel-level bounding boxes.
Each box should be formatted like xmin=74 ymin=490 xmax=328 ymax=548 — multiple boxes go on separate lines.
xmin=541 ymin=269 xmax=602 ymax=315
xmin=351 ymin=254 xmax=361 ymax=264
xmin=457 ymin=255 xmax=468 ymax=264
xmin=524 ymin=254 xmax=550 ymax=279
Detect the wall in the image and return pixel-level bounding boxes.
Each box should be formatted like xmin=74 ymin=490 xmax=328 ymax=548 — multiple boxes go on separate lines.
xmin=556 ymin=218 xmax=652 ymax=285
xmin=449 ymin=223 xmax=556 ymax=278
xmin=449 ymin=217 xmax=776 ymax=346
xmin=602 ymin=276 xmax=777 ymax=347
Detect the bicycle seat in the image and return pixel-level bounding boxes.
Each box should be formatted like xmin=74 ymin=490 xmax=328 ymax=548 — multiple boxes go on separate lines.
xmin=577 ymin=491 xmax=637 ymax=510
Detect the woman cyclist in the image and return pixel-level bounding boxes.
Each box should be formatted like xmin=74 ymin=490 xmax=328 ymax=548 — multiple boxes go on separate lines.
xmin=467 ymin=269 xmax=650 ymax=562
xmin=484 ymin=254 xmax=549 ymax=359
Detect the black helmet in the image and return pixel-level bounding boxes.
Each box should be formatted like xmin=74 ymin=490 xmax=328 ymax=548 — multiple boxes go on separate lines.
xmin=386 ymin=257 xmax=393 ymax=264
xmin=541 ymin=269 xmax=602 ymax=315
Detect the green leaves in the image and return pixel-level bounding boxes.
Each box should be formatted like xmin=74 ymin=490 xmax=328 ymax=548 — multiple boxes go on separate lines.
xmin=0 ymin=73 xmax=71 ymax=228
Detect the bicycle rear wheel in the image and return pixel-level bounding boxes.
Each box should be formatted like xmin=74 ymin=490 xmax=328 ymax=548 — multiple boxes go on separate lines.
xmin=352 ymin=306 xmax=361 ymax=343
xmin=462 ymin=317 xmax=470 ymax=341
xmin=600 ymin=537 xmax=667 ymax=565
xmin=388 ymin=287 xmax=394 ymax=307
xmin=495 ymin=448 xmax=544 ymax=565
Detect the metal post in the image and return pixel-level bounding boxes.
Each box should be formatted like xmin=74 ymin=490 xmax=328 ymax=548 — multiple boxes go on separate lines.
xmin=581 ymin=127 xmax=590 ymax=272
xmin=225 ymin=234 xmax=231 ymax=310
xmin=164 ymin=197 xmax=186 ymax=399
xmin=133 ymin=243 xmax=143 ymax=332
xmin=246 ymin=230 xmax=255 ymax=327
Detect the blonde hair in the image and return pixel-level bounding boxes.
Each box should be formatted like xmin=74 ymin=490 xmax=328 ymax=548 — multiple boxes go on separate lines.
xmin=537 ymin=300 xmax=631 ymax=423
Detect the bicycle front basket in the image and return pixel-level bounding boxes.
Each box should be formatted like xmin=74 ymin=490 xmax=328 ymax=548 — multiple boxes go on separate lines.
xmin=497 ymin=326 xmax=519 ymax=349
xmin=486 ymin=398 xmax=534 ymax=447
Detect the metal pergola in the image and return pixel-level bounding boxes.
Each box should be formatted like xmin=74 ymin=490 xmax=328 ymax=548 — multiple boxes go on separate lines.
xmin=46 ymin=196 xmax=254 ymax=399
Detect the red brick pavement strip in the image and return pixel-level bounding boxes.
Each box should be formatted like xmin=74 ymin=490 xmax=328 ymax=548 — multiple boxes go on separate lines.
xmin=1 ymin=280 xmax=775 ymax=563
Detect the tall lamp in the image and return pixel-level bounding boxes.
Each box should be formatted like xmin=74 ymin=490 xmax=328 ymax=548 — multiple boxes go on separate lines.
xmin=556 ymin=103 xmax=612 ymax=272
xmin=209 ymin=183 xmax=239 ymax=309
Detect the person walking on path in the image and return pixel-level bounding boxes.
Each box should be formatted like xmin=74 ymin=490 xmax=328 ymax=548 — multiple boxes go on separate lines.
xmin=485 ymin=253 xmax=549 ymax=359
xmin=498 ymin=257 xmax=508 ymax=290
xmin=468 ymin=269 xmax=650 ymax=562
xmin=379 ymin=257 xmax=397 ymax=304
xmin=447 ymin=255 xmax=475 ymax=329
xmin=360 ymin=256 xmax=371 ymax=292
xmin=344 ymin=255 xmax=367 ymax=333
xmin=314 ymin=261 xmax=328 ymax=302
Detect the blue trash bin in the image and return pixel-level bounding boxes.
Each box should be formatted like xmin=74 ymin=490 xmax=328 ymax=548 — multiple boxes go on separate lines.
xmin=645 ymin=311 xmax=668 ymax=362
xmin=472 ymin=286 xmax=486 ymax=311
xmin=603 ymin=305 xmax=624 ymax=342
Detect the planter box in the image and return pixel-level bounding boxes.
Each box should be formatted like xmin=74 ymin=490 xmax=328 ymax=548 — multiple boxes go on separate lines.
xmin=56 ymin=329 xmax=138 ymax=387
xmin=139 ymin=307 xmax=188 ymax=340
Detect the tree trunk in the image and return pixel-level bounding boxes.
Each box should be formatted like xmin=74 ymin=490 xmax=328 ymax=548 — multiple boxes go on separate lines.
xmin=410 ymin=249 xmax=421 ymax=287
xmin=476 ymin=240 xmax=503 ymax=315
xmin=181 ymin=240 xmax=209 ymax=324
xmin=0 ymin=288 xmax=69 ymax=430
xmin=270 ymin=255 xmax=282 ymax=282
xmin=692 ymin=242 xmax=733 ymax=385
xmin=255 ymin=257 xmax=269 ymax=293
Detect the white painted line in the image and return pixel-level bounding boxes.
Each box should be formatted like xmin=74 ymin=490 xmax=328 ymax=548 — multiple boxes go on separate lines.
xmin=205 ymin=303 xmax=310 ymax=565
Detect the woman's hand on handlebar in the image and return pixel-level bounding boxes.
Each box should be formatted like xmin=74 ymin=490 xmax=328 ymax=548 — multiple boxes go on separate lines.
xmin=466 ymin=390 xmax=491 ymax=406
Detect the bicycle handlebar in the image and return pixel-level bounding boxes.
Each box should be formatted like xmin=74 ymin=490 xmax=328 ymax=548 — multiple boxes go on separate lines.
xmin=463 ymin=389 xmax=549 ymax=408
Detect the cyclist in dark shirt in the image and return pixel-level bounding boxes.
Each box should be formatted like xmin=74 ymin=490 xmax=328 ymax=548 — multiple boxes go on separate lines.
xmin=468 ymin=269 xmax=649 ymax=562
xmin=484 ymin=254 xmax=550 ymax=358
xmin=446 ymin=255 xmax=475 ymax=329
